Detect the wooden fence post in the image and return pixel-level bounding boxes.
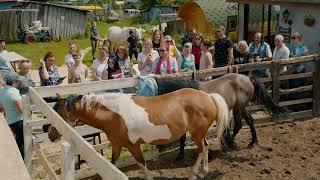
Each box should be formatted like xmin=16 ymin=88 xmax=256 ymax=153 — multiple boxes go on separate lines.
xmin=22 ymin=94 xmax=33 ymax=175
xmin=313 ymin=56 xmax=320 ymax=116
xmin=271 ymin=61 xmax=281 ymax=104
xmin=61 ymin=140 xmax=75 ymax=180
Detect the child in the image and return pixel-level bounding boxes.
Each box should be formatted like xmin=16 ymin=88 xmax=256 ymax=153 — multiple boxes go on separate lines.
xmin=17 ymin=60 xmax=35 ymax=94
xmin=65 ymin=42 xmax=76 ymax=83
xmin=69 ymin=51 xmax=88 ymax=83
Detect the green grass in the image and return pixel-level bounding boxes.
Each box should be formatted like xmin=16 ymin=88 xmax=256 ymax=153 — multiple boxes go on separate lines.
xmin=6 ymin=20 xmax=155 ymax=69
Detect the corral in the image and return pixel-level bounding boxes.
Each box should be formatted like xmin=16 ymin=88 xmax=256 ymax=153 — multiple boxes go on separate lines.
xmin=10 ymin=54 xmax=320 ymax=179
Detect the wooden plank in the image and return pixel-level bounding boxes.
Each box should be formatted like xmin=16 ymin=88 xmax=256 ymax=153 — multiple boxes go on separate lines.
xmin=313 ymin=57 xmax=320 ymax=116
xmin=271 ymin=61 xmax=281 ymax=103
xmin=0 ymin=115 xmax=31 ymax=180
xmin=28 ymin=88 xmax=128 ymax=180
xmin=61 ymin=141 xmax=75 ymax=180
xmin=279 ymin=72 xmax=313 ymax=81
xmin=237 ymin=60 xmax=271 ymax=71
xmin=253 ymin=110 xmax=313 ymax=125
xmin=277 ymin=55 xmax=318 ymax=65
xmin=33 ymin=138 xmax=60 ymax=180
xmin=22 ymin=95 xmax=33 ymax=175
xmin=279 ymin=85 xmax=312 ymax=95
xmin=279 ymin=98 xmax=313 ymax=106
xmin=33 ymin=77 xmax=139 ymax=98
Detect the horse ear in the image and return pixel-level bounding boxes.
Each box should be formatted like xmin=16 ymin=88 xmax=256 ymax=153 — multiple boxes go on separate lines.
xmin=56 ymin=93 xmax=62 ymax=100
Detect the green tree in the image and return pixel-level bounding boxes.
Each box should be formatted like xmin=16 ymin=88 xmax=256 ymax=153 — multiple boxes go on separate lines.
xmin=141 ymin=0 xmax=189 ymax=10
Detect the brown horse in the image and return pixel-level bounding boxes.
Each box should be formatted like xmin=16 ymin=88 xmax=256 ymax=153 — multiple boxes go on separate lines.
xmin=152 ymin=73 xmax=287 ymax=159
xmin=48 ymin=88 xmax=231 ymax=179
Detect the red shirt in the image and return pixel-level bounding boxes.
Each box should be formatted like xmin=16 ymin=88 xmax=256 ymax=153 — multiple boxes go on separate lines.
xmin=192 ymin=45 xmax=202 ymax=65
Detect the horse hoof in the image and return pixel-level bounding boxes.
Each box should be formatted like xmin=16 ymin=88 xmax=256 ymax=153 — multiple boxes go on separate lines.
xmin=230 ymin=142 xmax=240 ymax=151
xmin=247 ymin=141 xmax=258 ymax=149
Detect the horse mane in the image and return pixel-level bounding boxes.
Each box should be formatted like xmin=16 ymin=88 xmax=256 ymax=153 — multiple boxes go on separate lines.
xmin=154 ymin=77 xmax=200 ymax=95
xmin=80 ymin=93 xmax=127 ymax=111
xmin=66 ymin=95 xmax=84 ymax=111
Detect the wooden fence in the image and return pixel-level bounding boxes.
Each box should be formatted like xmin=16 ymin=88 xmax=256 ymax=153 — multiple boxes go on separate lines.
xmin=23 ymin=54 xmax=319 ymax=179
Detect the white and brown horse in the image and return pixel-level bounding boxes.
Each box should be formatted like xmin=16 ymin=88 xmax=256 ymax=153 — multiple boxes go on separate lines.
xmin=48 ymin=88 xmax=230 ymax=179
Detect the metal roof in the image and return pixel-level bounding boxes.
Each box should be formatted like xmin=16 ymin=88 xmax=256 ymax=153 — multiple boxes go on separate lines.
xmin=227 ymin=0 xmax=320 ymax=4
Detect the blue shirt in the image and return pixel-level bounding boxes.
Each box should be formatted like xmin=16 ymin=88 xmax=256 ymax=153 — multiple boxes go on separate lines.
xmin=0 ymin=50 xmax=12 ymax=81
xmin=39 ymin=66 xmax=60 ymax=86
xmin=0 ymin=86 xmax=23 ymax=125
xmin=290 ymin=43 xmax=308 ymax=57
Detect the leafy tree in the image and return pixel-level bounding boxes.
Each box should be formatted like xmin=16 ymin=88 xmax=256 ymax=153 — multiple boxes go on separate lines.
xmin=141 ymin=0 xmax=189 ymax=10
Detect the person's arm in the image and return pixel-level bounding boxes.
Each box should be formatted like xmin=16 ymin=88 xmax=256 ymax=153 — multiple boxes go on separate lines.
xmin=303 ymin=46 xmax=309 ymax=56
xmin=205 ymin=53 xmax=213 ymax=69
xmin=84 ymin=66 xmax=88 ymax=79
xmin=39 ymin=60 xmax=49 ymax=80
xmin=138 ymin=54 xmax=151 ymax=71
xmin=173 ymin=58 xmax=179 ymax=73
xmin=15 ymin=99 xmax=23 ymax=113
xmin=227 ymin=47 xmax=233 ymax=65
xmin=92 ymin=68 xmax=101 ymax=81
xmin=265 ymin=44 xmax=273 ymax=60
xmin=101 ymin=70 xmax=108 ymax=80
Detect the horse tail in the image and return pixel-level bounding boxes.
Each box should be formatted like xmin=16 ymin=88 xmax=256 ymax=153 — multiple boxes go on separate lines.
xmin=251 ymin=76 xmax=287 ymax=117
xmin=209 ymin=93 xmax=231 ymax=149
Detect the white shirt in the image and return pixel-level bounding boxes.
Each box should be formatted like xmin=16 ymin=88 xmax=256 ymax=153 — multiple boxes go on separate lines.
xmin=273 ymin=45 xmax=290 ymax=73
xmin=137 ymin=50 xmax=159 ymax=76
xmin=91 ymin=59 xmax=108 ymax=78
xmin=64 ymin=53 xmax=74 ymax=65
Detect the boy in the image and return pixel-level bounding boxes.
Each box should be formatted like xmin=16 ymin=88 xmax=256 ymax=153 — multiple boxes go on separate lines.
xmin=69 ymin=51 xmax=88 ymax=83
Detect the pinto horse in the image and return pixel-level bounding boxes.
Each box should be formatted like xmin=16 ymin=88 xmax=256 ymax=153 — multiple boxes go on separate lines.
xmin=48 ymin=88 xmax=230 ymax=179
xmin=151 ymin=73 xmax=287 ymax=159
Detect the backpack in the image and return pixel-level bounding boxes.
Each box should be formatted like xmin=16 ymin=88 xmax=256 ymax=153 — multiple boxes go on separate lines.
xmin=135 ymin=76 xmax=158 ymax=96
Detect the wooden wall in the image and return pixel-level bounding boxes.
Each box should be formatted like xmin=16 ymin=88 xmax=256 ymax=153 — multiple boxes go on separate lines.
xmin=0 ymin=2 xmax=87 ymax=42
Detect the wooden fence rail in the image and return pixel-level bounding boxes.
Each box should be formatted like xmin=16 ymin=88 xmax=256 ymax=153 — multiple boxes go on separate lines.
xmin=23 ymin=54 xmax=319 ymax=179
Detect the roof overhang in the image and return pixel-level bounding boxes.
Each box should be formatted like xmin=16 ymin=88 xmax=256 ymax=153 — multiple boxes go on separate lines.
xmin=226 ymin=0 xmax=320 ymax=8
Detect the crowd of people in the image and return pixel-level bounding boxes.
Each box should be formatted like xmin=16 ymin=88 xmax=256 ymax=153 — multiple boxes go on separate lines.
xmin=0 ymin=23 xmax=311 ymax=159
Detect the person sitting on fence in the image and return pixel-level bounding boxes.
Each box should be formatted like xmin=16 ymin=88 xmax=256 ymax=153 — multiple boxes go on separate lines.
xmin=127 ymin=29 xmax=139 ymax=60
xmin=115 ymin=46 xmax=132 ymax=78
xmin=288 ymin=32 xmax=310 ymax=88
xmin=0 ymin=38 xmax=15 ymax=81
xmin=138 ymin=38 xmax=159 ymax=76
xmin=273 ymin=34 xmax=290 ymax=74
xmin=248 ymin=32 xmax=272 ymax=77
xmin=17 ymin=60 xmax=35 ymax=94
xmin=152 ymin=29 xmax=162 ymax=53
xmin=233 ymin=40 xmax=254 ymax=76
xmin=91 ymin=46 xmax=109 ymax=81
xmin=151 ymin=45 xmax=178 ymax=75
xmin=0 ymin=72 xmax=24 ymax=159
xmin=177 ymin=42 xmax=195 ymax=73
xmin=65 ymin=42 xmax=76 ymax=83
xmin=213 ymin=26 xmax=233 ymax=68
xmin=192 ymin=34 xmax=203 ymax=70
xmin=68 ymin=51 xmax=88 ymax=84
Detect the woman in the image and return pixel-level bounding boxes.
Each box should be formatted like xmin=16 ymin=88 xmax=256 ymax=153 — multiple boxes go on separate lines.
xmin=39 ymin=52 xmax=63 ymax=87
xmin=152 ymin=29 xmax=162 ymax=52
xmin=107 ymin=58 xmax=123 ymax=79
xmin=199 ymin=40 xmax=213 ymax=71
xmin=192 ymin=34 xmax=202 ymax=70
xmin=0 ymin=38 xmax=14 ymax=81
xmin=177 ymin=42 xmax=195 ymax=72
xmin=91 ymin=46 xmax=109 ymax=81
xmin=115 ymin=46 xmax=132 ymax=78
xmin=233 ymin=40 xmax=254 ymax=76
xmin=151 ymin=45 xmax=178 ymax=75
xmin=137 ymin=38 xmax=159 ymax=76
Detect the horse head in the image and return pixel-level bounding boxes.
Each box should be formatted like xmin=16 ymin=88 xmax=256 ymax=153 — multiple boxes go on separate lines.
xmin=48 ymin=93 xmax=83 ymax=142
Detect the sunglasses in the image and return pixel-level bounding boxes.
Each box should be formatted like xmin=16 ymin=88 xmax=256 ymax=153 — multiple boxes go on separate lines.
xmin=195 ymin=38 xmax=201 ymax=40
xmin=166 ymin=40 xmax=172 ymax=43
xmin=184 ymin=45 xmax=191 ymax=48
xmin=159 ymin=49 xmax=167 ymax=52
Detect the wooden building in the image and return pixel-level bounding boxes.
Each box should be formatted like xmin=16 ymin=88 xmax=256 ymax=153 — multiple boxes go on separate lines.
xmin=0 ymin=1 xmax=89 ymax=41
xmin=227 ymin=0 xmax=320 ymax=53
xmin=178 ymin=0 xmax=238 ymax=41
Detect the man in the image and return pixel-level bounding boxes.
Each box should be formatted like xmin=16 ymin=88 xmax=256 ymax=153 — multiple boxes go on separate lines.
xmin=248 ymin=32 xmax=272 ymax=60
xmin=213 ymin=26 xmax=233 ymax=67
xmin=127 ymin=29 xmax=139 ymax=60
xmin=181 ymin=28 xmax=196 ymax=46
xmin=249 ymin=32 xmax=272 ymax=77
xmin=0 ymin=72 xmax=24 ymax=159
xmin=273 ymin=34 xmax=290 ymax=74
xmin=0 ymin=38 xmax=14 ymax=81
xmin=90 ymin=21 xmax=102 ymax=60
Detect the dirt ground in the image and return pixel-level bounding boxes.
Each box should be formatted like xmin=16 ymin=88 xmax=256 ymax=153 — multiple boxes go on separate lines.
xmin=118 ymin=118 xmax=320 ymax=180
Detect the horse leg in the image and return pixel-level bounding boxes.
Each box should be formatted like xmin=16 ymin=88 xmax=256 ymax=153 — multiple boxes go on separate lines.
xmin=127 ymin=144 xmax=153 ymax=180
xmin=243 ymin=110 xmax=258 ymax=148
xmin=189 ymin=137 xmax=205 ymax=180
xmin=200 ymin=139 xmax=209 ymax=177
xmin=228 ymin=109 xmax=242 ymax=150
xmin=111 ymin=145 xmax=122 ymax=164
xmin=176 ymin=134 xmax=186 ymax=161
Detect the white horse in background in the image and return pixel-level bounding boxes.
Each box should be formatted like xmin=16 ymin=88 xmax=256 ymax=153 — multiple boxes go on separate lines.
xmin=106 ymin=26 xmax=144 ymax=47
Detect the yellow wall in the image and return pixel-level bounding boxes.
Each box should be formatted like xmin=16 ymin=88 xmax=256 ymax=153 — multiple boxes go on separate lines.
xmin=179 ymin=2 xmax=214 ymax=39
